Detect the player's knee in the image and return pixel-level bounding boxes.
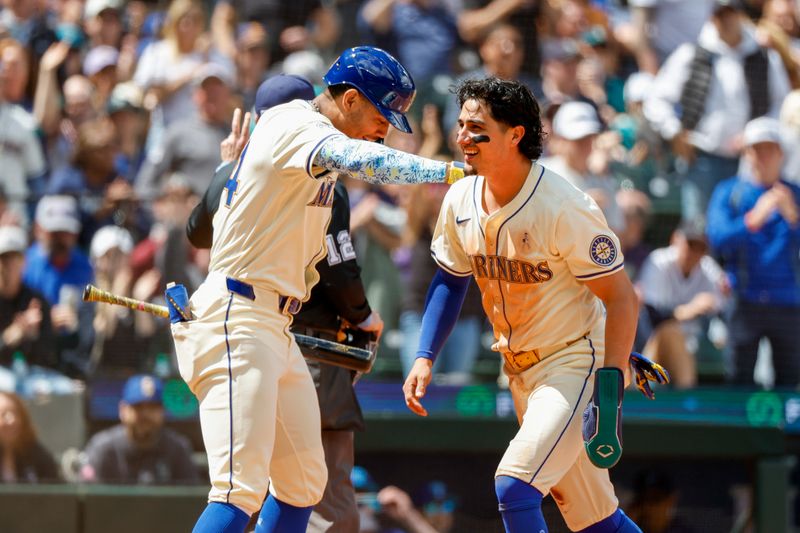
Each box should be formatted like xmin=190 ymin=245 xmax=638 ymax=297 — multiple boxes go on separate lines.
xmin=494 ymin=475 xmax=543 ymax=512
xmin=278 ymin=473 xmax=328 ymax=508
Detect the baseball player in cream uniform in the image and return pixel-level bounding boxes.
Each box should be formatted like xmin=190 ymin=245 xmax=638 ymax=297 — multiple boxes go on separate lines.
xmin=170 ymin=47 xmax=467 ymax=533
xmin=403 ymin=78 xmax=643 ymax=533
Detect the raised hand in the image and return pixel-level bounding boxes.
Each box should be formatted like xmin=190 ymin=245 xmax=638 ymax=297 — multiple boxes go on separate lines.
xmin=39 ymin=41 xmax=71 ymax=73
xmin=221 ymin=108 xmax=252 ymax=163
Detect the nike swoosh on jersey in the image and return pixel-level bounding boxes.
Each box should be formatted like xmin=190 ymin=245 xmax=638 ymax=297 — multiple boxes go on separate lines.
xmin=456 ymin=216 xmax=471 ymax=225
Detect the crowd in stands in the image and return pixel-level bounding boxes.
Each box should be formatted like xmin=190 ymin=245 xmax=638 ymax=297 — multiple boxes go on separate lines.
xmin=0 ymin=0 xmax=799 ymax=496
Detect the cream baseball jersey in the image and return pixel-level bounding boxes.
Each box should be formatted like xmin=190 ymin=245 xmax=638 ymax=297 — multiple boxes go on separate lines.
xmin=209 ymin=100 xmax=341 ymax=299
xmin=431 ymin=163 xmax=624 ymax=353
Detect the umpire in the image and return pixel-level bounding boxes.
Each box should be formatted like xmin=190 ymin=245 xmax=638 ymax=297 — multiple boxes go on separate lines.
xmin=186 ymin=74 xmax=381 ymax=533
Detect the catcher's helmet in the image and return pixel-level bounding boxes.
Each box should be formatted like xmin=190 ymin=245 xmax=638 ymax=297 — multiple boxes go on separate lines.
xmin=323 ymin=46 xmax=416 ymax=133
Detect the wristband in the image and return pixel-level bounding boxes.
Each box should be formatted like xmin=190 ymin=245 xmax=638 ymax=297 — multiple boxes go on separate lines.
xmin=446 ymin=161 xmax=465 ymax=184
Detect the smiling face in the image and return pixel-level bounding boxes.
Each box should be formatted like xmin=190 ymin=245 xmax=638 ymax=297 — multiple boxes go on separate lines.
xmin=455 ymin=98 xmax=524 ymax=175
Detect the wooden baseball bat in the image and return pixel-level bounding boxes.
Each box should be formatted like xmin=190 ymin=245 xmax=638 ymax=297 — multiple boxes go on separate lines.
xmin=82 ymin=284 xmax=375 ymax=373
xmin=82 ymin=284 xmax=170 ymax=318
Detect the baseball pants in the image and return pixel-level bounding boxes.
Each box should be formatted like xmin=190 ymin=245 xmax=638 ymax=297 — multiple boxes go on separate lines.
xmin=497 ymin=321 xmax=619 ymax=531
xmin=171 ymin=272 xmax=327 ymax=515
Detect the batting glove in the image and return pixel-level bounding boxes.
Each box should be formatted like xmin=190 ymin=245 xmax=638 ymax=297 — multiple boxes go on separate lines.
xmin=629 ymin=352 xmax=670 ymax=400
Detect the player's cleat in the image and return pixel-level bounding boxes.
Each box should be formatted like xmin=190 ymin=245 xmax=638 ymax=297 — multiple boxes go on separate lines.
xmin=583 ymin=368 xmax=624 ymax=469
xmin=629 ymin=352 xmax=670 ymax=400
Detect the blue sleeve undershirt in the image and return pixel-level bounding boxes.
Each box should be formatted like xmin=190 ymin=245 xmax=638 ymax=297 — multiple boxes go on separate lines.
xmin=415 ymin=267 xmax=471 ymax=362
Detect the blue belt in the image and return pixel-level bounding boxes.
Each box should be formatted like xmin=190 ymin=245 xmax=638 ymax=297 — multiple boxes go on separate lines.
xmin=225 ymin=277 xmax=301 ymax=315
xmin=226 ymin=277 xmax=255 ymax=300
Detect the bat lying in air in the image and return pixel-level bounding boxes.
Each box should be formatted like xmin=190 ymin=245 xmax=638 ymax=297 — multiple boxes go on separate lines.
xmin=82 ymin=284 xmax=377 ymax=374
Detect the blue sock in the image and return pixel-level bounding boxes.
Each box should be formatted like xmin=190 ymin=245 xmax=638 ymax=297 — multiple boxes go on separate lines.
xmin=579 ymin=508 xmax=643 ymax=533
xmin=495 ymin=475 xmax=548 ymax=533
xmin=192 ymin=502 xmax=250 ymax=533
xmin=254 ymin=495 xmax=313 ymax=533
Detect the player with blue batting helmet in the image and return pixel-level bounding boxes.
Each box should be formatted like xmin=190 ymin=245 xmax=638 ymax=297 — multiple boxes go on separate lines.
xmin=323 ymin=46 xmax=416 ymax=134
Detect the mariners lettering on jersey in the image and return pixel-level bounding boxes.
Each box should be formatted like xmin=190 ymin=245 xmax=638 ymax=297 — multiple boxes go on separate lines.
xmin=308 ymin=179 xmax=336 ymax=207
xmin=470 ymin=254 xmax=553 ymax=284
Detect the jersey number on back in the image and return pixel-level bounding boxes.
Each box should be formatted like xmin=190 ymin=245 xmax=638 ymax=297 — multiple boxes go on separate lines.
xmin=325 ymin=230 xmax=357 ymax=265
xmin=224 ymin=143 xmax=250 ymax=208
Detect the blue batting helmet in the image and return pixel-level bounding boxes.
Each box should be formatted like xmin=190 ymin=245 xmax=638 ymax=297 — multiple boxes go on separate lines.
xmin=323 ymin=46 xmax=416 ymax=133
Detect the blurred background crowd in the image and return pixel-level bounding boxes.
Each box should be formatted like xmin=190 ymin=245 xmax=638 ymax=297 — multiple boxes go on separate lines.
xmin=0 ymin=0 xmax=799 ymax=530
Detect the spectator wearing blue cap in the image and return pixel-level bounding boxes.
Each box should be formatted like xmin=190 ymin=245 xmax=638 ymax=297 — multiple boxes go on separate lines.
xmin=80 ymin=374 xmax=199 ymax=485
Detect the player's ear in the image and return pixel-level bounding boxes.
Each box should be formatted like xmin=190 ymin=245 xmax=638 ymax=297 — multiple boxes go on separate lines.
xmin=342 ymin=88 xmax=360 ymax=112
xmin=510 ymin=125 xmax=525 ymax=146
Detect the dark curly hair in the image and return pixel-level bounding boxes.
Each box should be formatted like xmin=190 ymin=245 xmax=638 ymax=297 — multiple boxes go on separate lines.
xmin=455 ymin=78 xmax=545 ymax=160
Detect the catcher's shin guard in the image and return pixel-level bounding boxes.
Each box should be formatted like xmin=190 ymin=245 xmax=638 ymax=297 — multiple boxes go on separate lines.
xmin=583 ymin=368 xmax=624 ymax=469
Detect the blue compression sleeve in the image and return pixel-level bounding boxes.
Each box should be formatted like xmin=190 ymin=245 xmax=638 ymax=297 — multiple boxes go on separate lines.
xmin=416 ymin=268 xmax=470 ymax=363
xmin=579 ymin=509 xmax=642 ymax=533
xmin=495 ymin=476 xmax=547 ymax=533
xmin=192 ymin=502 xmax=250 ymax=533
xmin=255 ymin=495 xmax=313 ymax=532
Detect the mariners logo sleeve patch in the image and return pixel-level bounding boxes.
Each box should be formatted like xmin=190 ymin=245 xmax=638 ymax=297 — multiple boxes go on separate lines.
xmin=589 ymin=235 xmax=617 ymax=266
